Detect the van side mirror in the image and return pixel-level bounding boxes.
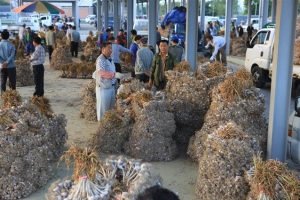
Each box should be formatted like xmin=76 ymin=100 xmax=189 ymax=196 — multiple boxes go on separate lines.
xmin=295 ymin=96 xmax=300 ymax=116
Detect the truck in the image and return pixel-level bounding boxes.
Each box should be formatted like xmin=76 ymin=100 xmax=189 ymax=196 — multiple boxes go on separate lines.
xmin=244 ymin=26 xmax=300 ymax=96
xmin=288 ymin=97 xmax=300 ymax=164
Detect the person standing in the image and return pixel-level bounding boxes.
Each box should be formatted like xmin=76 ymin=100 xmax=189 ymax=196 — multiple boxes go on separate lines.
xmin=205 ymin=34 xmax=227 ymax=66
xmin=149 ymin=40 xmax=178 ymax=90
xmin=45 ymin=26 xmax=56 ymax=61
xmin=247 ymin=23 xmax=254 ymax=41
xmin=107 ymin=36 xmax=132 ymax=82
xmin=238 ymin=21 xmax=244 ymax=37
xmin=169 ymin=36 xmax=185 ymax=62
xmin=97 ymin=28 xmax=111 ymax=48
xmin=95 ymin=42 xmax=117 ymax=122
xmin=70 ymin=26 xmax=80 ymax=57
xmin=130 ymin=29 xmax=137 ymax=43
xmin=25 ymin=27 xmax=36 ymax=56
xmin=211 ymin=21 xmax=219 ymax=36
xmin=130 ymin=35 xmax=142 ymax=67
xmin=0 ymin=31 xmax=16 ymax=93
xmin=116 ymin=29 xmax=126 ymax=47
xmin=27 ymin=37 xmax=45 ymax=97
xmin=66 ymin=24 xmax=73 ymax=39
xmin=135 ymin=38 xmax=154 ymax=83
xmin=18 ymin=23 xmax=26 ymax=49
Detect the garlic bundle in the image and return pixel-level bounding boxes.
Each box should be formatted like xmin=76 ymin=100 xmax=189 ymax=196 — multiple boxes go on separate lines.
xmin=15 ymin=59 xmax=34 ymax=87
xmin=50 ymin=46 xmax=73 ymax=70
xmin=79 ymin=79 xmax=97 ymax=121
xmin=230 ymin=37 xmax=247 ymax=57
xmin=0 ymin=100 xmax=67 ymax=199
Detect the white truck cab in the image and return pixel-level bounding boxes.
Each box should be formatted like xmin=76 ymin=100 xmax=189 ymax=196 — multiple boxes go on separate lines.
xmin=245 ymin=27 xmax=300 ymax=96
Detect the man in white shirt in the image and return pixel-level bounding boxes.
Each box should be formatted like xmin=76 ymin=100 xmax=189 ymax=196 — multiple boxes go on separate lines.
xmin=205 ymin=34 xmax=227 ymax=66
xmin=66 ymin=24 xmax=73 ymax=39
xmin=18 ymin=24 xmax=26 ymax=49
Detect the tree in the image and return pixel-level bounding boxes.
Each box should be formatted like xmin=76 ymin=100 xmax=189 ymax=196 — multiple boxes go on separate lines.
xmin=205 ymin=0 xmax=240 ymax=16
xmin=242 ymin=0 xmax=273 ymax=16
xmin=0 ymin=0 xmax=9 ymax=5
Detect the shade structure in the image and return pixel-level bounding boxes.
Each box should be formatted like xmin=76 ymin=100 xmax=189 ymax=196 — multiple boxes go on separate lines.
xmin=12 ymin=1 xmax=65 ymax=14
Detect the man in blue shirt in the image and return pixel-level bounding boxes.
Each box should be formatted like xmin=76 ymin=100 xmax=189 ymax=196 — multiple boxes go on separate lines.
xmin=70 ymin=26 xmax=81 ymax=57
xmin=0 ymin=31 xmax=16 ymax=93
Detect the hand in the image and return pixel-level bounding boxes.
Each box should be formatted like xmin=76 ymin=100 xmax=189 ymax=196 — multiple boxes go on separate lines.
xmin=26 ymin=56 xmax=31 ymax=60
xmin=205 ymin=45 xmax=209 ymax=49
xmin=144 ymin=70 xmax=150 ymax=76
xmin=210 ymin=56 xmax=214 ymax=61
xmin=2 ymin=62 xmax=8 ymax=68
xmin=148 ymin=79 xmax=153 ymax=88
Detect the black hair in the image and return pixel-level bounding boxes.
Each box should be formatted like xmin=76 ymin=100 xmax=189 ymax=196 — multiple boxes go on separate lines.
xmin=101 ymin=41 xmax=112 ymax=48
xmin=106 ymin=28 xmax=111 ymax=32
xmin=135 ymin=35 xmax=142 ymax=41
xmin=131 ymin=29 xmax=137 ymax=35
xmin=136 ymin=185 xmax=180 ymax=200
xmin=48 ymin=26 xmax=53 ymax=30
xmin=1 ymin=31 xmax=9 ymax=40
xmin=33 ymin=36 xmax=41 ymax=44
xmin=72 ymin=26 xmax=76 ymax=30
xmin=119 ymin=29 xmax=124 ymax=32
xmin=205 ymin=34 xmax=213 ymax=40
xmin=108 ymin=36 xmax=115 ymax=41
xmin=159 ymin=39 xmax=169 ymax=45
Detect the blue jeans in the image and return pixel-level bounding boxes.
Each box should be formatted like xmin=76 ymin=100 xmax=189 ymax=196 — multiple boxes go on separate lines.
xmin=26 ymin=42 xmax=35 ymax=56
xmin=96 ymin=86 xmax=116 ymax=121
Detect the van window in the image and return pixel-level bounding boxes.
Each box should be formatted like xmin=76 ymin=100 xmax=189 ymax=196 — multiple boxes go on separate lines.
xmin=251 ymin=31 xmax=268 ymax=46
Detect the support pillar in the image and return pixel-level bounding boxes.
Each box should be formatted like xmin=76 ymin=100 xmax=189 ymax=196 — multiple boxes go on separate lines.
xmin=127 ymin=0 xmax=134 ymax=48
xmin=114 ymin=0 xmax=119 ymax=37
xmin=267 ymin=0 xmax=298 ymax=162
xmin=148 ymin=0 xmax=157 ymax=49
xmin=103 ymin=0 xmax=108 ymax=29
xmin=200 ymin=0 xmax=205 ymax=32
xmin=97 ymin=0 xmax=102 ymax=31
xmin=262 ymin=0 xmax=269 ymax=27
xmin=225 ymin=0 xmax=232 ymax=55
xmin=247 ymin=0 xmax=251 ymax=26
xmin=271 ymin=0 xmax=277 ymax=22
xmin=167 ymin=0 xmax=172 ymax=12
xmin=185 ymin=0 xmax=198 ymax=70
xmin=74 ymin=0 xmax=79 ymax=29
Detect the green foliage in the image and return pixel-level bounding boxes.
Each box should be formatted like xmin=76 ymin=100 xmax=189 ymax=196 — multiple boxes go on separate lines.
xmin=0 ymin=0 xmax=9 ymax=5
xmin=205 ymin=0 xmax=240 ymax=16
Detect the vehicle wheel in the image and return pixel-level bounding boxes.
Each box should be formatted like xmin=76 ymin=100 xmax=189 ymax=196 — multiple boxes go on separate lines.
xmin=251 ymin=65 xmax=265 ymax=88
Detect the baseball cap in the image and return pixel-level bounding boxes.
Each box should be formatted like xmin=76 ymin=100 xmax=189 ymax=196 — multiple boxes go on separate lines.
xmin=26 ymin=27 xmax=31 ymax=29
xmin=171 ymin=35 xmax=179 ymax=42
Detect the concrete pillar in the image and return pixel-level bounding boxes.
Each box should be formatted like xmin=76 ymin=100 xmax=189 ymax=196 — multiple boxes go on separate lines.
xmin=247 ymin=0 xmax=251 ymax=26
xmin=74 ymin=0 xmax=79 ymax=29
xmin=133 ymin=0 xmax=137 ymax=20
xmin=103 ymin=0 xmax=108 ymax=29
xmin=200 ymin=0 xmax=205 ymax=31
xmin=97 ymin=0 xmax=102 ymax=31
xmin=167 ymin=0 xmax=171 ymax=12
xmin=267 ymin=0 xmax=298 ymax=162
xmin=262 ymin=0 xmax=269 ymax=27
xmin=183 ymin=0 xmax=186 ymax=7
xmin=114 ymin=0 xmax=119 ymax=37
xmin=225 ymin=0 xmax=232 ymax=55
xmin=127 ymin=0 xmax=134 ymax=48
xmin=258 ymin=0 xmax=263 ymax=29
xmin=72 ymin=2 xmax=75 ymax=24
xmin=271 ymin=0 xmax=276 ymax=22
xmin=148 ymin=0 xmax=157 ymax=49
xmin=186 ymin=0 xmax=198 ymax=71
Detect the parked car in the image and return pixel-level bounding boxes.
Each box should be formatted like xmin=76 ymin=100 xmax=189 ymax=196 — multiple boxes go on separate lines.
xmin=85 ymin=15 xmax=96 ymax=24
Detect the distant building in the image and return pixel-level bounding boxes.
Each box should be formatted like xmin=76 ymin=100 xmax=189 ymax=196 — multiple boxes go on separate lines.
xmin=0 ymin=6 xmax=12 ymax=19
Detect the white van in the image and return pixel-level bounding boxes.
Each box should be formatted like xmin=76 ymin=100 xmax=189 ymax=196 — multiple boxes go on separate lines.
xmin=85 ymin=15 xmax=96 ymax=24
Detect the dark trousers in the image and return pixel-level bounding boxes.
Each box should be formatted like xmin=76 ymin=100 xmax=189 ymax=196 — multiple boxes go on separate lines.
xmin=135 ymin=74 xmax=149 ymax=83
xmin=70 ymin=41 xmax=79 ymax=57
xmin=26 ymin=42 xmax=35 ymax=56
xmin=48 ymin=45 xmax=53 ymax=60
xmin=33 ymin=64 xmax=44 ymax=97
xmin=1 ymin=67 xmax=16 ymax=93
xmin=114 ymin=62 xmax=121 ymax=83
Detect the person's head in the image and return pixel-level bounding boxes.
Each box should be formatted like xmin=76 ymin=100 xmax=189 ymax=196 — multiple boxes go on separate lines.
xmin=68 ymin=24 xmax=72 ymax=29
xmin=140 ymin=38 xmax=148 ymax=47
xmin=1 ymin=31 xmax=9 ymax=40
xmin=33 ymin=36 xmax=41 ymax=47
xmin=231 ymin=22 xmax=234 ymax=26
xmin=26 ymin=27 xmax=31 ymax=32
xmin=135 ymin=35 xmax=142 ymax=44
xmin=205 ymin=34 xmax=213 ymax=42
xmin=72 ymin=26 xmax=76 ymax=30
xmin=171 ymin=35 xmax=179 ymax=44
xmin=118 ymin=29 xmax=124 ymax=35
xmin=250 ymin=23 xmax=253 ymax=26
xmin=39 ymin=22 xmax=42 ymax=27
xmin=106 ymin=28 xmax=111 ymax=33
xmin=107 ymin=36 xmax=115 ymax=42
xmin=101 ymin=42 xmax=112 ymax=57
xmin=131 ymin=29 xmax=137 ymax=36
xmin=54 ymin=25 xmax=58 ymax=30
xmin=158 ymin=40 xmax=169 ymax=54
xmin=48 ymin=26 xmax=54 ymax=31
xmin=22 ymin=23 xmax=26 ymax=28
xmin=136 ymin=186 xmax=180 ymax=200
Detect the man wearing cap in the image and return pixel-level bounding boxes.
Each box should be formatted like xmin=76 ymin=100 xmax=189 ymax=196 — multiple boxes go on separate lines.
xmin=18 ymin=23 xmax=26 ymax=49
xmin=149 ymin=40 xmax=178 ymax=90
xmin=135 ymin=38 xmax=154 ymax=83
xmin=25 ymin=27 xmax=37 ymax=56
xmin=27 ymin=37 xmax=46 ymax=97
xmin=169 ymin=36 xmax=185 ymax=62
xmin=205 ymin=34 xmax=227 ymax=66
xmin=0 ymin=31 xmax=16 ymax=93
